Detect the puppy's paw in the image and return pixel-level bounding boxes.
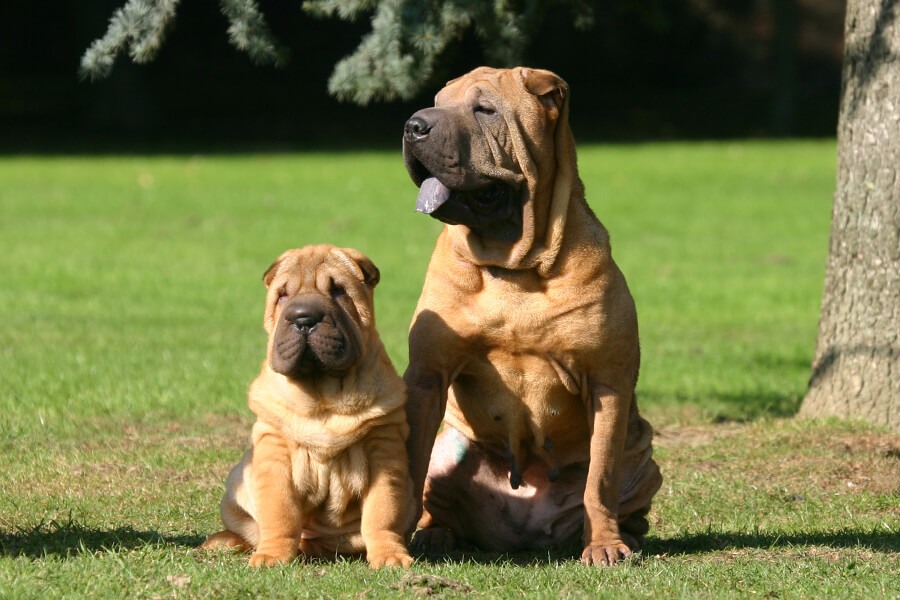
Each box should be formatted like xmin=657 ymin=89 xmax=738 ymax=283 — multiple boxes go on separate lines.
xmin=410 ymin=527 xmax=455 ymax=555
xmin=367 ymin=546 xmax=414 ymax=569
xmin=201 ymin=530 xmax=252 ymax=552
xmin=249 ymin=540 xmax=297 ymax=567
xmin=249 ymin=551 xmax=294 ymax=568
xmin=580 ymin=541 xmax=632 ymax=566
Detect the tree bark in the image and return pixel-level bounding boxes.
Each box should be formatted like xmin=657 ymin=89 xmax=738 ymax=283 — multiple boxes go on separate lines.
xmin=799 ymin=0 xmax=900 ymax=432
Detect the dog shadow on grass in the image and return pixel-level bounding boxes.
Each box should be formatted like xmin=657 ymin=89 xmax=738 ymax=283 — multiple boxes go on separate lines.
xmin=411 ymin=528 xmax=900 ymax=566
xmin=647 ymin=529 xmax=900 ymax=556
xmin=0 ymin=517 xmax=204 ymax=558
xmin=6 ymin=524 xmax=896 ymax=563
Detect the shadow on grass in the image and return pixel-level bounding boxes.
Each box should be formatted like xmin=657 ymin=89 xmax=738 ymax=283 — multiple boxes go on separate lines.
xmin=646 ymin=529 xmax=900 ymax=555
xmin=5 ymin=519 xmax=896 ymax=563
xmin=0 ymin=517 xmax=204 ymax=558
xmin=413 ymin=528 xmax=900 ymax=565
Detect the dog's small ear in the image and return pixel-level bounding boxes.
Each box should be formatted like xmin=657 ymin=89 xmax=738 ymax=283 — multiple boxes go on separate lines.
xmin=262 ymin=254 xmax=288 ymax=287
xmin=521 ymin=68 xmax=568 ymax=112
xmin=338 ymin=247 xmax=380 ymax=288
xmin=262 ymin=260 xmax=279 ymax=287
xmin=358 ymin=258 xmax=380 ymax=288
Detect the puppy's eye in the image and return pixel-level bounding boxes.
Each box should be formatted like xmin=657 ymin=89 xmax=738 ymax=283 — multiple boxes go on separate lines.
xmin=474 ymin=104 xmax=497 ymax=116
xmin=277 ymin=290 xmax=288 ymax=303
xmin=330 ymin=281 xmax=346 ymax=297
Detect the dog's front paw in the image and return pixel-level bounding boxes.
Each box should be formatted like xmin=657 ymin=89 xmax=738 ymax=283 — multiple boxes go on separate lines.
xmin=249 ymin=551 xmax=294 ymax=567
xmin=249 ymin=537 xmax=299 ymax=567
xmin=410 ymin=527 xmax=455 ymax=555
xmin=580 ymin=541 xmax=632 ymax=566
xmin=367 ymin=546 xmax=414 ymax=569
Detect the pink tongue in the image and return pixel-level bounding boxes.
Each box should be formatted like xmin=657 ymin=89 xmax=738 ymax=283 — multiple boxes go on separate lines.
xmin=416 ymin=177 xmax=451 ymax=214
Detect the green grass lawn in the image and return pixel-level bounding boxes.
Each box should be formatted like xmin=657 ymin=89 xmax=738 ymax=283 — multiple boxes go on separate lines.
xmin=1 ymin=141 xmax=897 ymax=599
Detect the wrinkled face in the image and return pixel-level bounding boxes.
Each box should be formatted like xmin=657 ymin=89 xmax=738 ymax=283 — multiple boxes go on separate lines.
xmin=262 ymin=245 xmax=379 ymax=379
xmin=402 ymin=67 xmax=563 ymax=242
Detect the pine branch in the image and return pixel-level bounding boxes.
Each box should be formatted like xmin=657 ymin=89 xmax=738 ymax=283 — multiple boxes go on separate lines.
xmin=566 ymin=0 xmax=594 ymax=29
xmin=80 ymin=0 xmax=181 ymax=80
xmin=81 ymin=0 xmax=595 ymax=104
xmin=324 ymin=0 xmax=485 ymax=104
xmin=475 ymin=0 xmax=526 ymax=66
xmin=302 ymin=0 xmax=377 ymax=21
xmin=219 ymin=0 xmax=289 ymax=67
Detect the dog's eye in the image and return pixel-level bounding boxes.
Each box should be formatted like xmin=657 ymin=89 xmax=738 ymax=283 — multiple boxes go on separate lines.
xmin=330 ymin=281 xmax=346 ymax=297
xmin=277 ymin=290 xmax=288 ymax=303
xmin=474 ymin=104 xmax=497 ymax=116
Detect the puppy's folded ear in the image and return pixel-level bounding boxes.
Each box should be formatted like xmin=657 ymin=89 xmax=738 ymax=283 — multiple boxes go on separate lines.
xmin=338 ymin=247 xmax=380 ymax=288
xmin=356 ymin=258 xmax=380 ymax=288
xmin=263 ymin=251 xmax=292 ymax=287
xmin=520 ymin=67 xmax=568 ymax=113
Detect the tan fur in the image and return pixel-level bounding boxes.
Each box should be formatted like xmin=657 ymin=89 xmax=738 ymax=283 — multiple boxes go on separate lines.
xmin=203 ymin=245 xmax=415 ymax=568
xmin=404 ymin=67 xmax=661 ymax=565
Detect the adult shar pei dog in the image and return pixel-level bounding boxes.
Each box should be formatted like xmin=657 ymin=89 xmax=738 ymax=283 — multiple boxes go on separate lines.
xmin=203 ymin=245 xmax=415 ymax=568
xmin=402 ymin=67 xmax=662 ymax=566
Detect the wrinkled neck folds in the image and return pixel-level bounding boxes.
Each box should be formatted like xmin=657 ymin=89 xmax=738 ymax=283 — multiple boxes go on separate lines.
xmin=452 ymin=101 xmax=579 ymax=278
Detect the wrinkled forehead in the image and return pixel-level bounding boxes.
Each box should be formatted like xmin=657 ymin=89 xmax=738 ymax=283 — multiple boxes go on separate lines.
xmin=271 ymin=249 xmax=319 ymax=283
xmin=274 ymin=247 xmax=362 ymax=286
xmin=435 ymin=67 xmax=523 ymax=105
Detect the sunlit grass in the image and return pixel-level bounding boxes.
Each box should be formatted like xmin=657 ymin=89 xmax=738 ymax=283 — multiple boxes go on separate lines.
xmin=0 ymin=141 xmax=835 ymax=438
xmin=5 ymin=142 xmax=894 ymax=600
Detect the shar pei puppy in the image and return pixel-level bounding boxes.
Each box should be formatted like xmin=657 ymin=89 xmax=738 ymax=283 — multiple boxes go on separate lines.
xmin=401 ymin=67 xmax=662 ymax=566
xmin=202 ymin=245 xmax=415 ymax=568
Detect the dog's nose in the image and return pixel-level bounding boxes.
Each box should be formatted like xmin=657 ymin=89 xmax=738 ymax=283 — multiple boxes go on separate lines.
xmin=404 ymin=116 xmax=432 ymax=142
xmin=283 ymin=304 xmax=324 ymax=329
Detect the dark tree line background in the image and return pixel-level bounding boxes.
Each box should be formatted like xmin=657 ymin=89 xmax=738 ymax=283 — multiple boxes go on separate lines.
xmin=1 ymin=0 xmax=845 ymax=152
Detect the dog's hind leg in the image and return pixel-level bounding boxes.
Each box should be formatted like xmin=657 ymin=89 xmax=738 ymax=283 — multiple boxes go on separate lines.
xmin=201 ymin=530 xmax=253 ymax=552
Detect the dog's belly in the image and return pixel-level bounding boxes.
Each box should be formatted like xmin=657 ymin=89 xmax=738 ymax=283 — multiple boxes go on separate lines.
xmin=443 ymin=350 xmax=591 ymax=470
xmin=290 ymin=445 xmax=367 ymax=552
xmin=423 ymin=427 xmax=586 ymax=550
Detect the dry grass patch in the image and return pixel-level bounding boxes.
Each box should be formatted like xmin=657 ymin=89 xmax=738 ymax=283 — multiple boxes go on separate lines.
xmin=1 ymin=416 xmax=897 ymax=599
xmin=655 ymin=419 xmax=900 ymax=497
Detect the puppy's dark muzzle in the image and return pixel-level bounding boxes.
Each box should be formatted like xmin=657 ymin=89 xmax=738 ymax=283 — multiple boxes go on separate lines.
xmin=404 ymin=116 xmax=432 ymax=143
xmin=282 ymin=302 xmax=325 ymax=332
xmin=271 ymin=294 xmax=361 ymax=378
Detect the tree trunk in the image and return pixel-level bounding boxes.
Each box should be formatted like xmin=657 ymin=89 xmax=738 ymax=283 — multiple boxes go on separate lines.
xmin=799 ymin=0 xmax=900 ymax=432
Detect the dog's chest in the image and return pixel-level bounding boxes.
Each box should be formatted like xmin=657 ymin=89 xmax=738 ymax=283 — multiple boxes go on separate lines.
xmin=447 ymin=340 xmax=593 ymax=466
xmin=440 ymin=268 xmax=623 ymax=464
xmin=291 ymin=443 xmax=368 ymax=522
xmin=468 ymin=274 xmax=605 ymax=359
xmin=445 ymin=274 xmax=614 ymax=462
